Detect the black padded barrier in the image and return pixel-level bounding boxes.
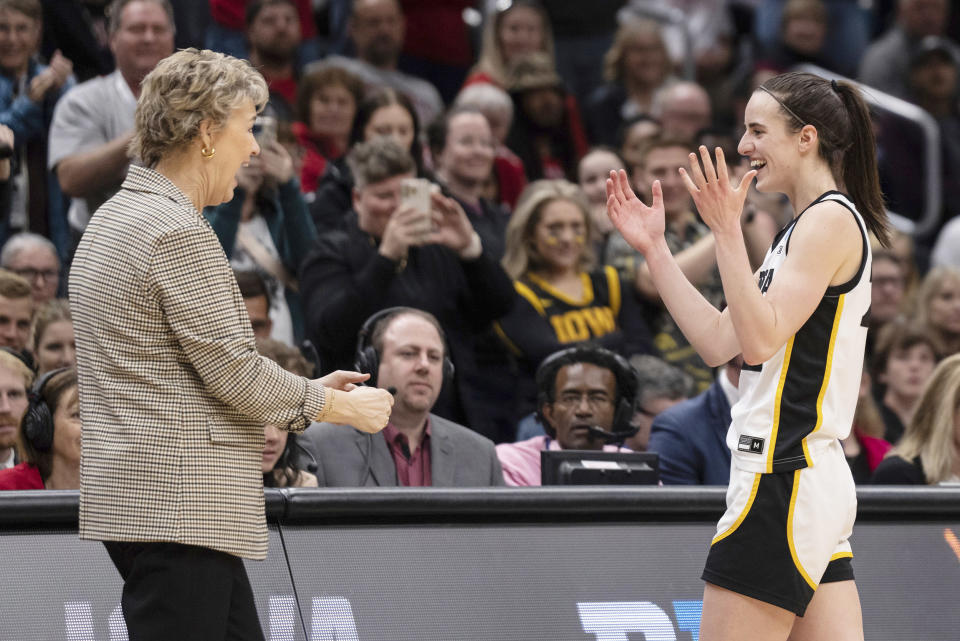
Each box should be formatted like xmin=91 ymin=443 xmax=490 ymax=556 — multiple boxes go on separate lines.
xmin=2 ymin=487 xmax=959 ymax=641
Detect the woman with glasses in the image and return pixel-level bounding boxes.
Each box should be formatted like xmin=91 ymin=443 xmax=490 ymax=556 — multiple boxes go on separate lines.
xmin=495 ymin=179 xmax=652 ymax=424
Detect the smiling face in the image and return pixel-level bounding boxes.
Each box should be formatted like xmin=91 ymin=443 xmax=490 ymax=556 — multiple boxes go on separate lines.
xmin=437 ymin=112 xmax=496 ymax=187
xmin=110 ymin=0 xmax=174 ymax=85
xmin=738 ymin=90 xmax=802 ymax=194
xmin=542 ymin=363 xmax=617 ymax=451
xmin=376 ymin=314 xmax=445 ymax=415
xmin=531 ymin=198 xmax=588 ymax=273
xmin=208 ymin=99 xmax=260 ymax=206
xmin=0 ymin=8 xmax=40 ymax=77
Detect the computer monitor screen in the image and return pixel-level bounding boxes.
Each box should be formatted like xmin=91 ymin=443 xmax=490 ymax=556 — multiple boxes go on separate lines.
xmin=541 ymin=450 xmax=659 ymax=486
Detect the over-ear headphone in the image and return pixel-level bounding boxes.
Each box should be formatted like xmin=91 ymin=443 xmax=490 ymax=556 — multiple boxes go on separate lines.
xmin=534 ymin=346 xmax=639 ymax=437
xmin=22 ymin=367 xmax=70 ymax=452
xmin=354 ymin=307 xmax=455 ymax=387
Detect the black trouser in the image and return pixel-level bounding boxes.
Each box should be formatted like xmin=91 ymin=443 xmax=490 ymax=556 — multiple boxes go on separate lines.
xmin=104 ymin=541 xmax=265 ymax=641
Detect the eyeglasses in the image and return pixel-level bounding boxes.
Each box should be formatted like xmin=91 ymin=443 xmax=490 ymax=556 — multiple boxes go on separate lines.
xmin=554 ymin=392 xmax=613 ymax=409
xmin=12 ymin=268 xmax=57 ymax=282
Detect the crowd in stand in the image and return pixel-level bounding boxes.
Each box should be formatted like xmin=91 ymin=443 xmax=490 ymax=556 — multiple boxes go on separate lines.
xmin=0 ymin=0 xmax=959 ymax=490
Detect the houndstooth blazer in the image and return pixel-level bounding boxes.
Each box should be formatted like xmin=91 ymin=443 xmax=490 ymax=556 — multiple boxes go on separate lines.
xmin=69 ymin=165 xmax=325 ymax=560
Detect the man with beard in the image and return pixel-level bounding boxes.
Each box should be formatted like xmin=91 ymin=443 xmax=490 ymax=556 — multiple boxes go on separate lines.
xmin=245 ymin=0 xmax=301 ymax=123
xmin=299 ymin=308 xmax=504 ymax=487
xmin=313 ymin=0 xmax=443 ymax=126
xmin=496 ymin=346 xmax=638 ymax=486
xmin=0 ymin=349 xmax=33 ymax=470
xmin=49 ymin=0 xmax=175 ymax=240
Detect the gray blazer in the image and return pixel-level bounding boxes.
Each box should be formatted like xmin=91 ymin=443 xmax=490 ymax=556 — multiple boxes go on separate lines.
xmin=299 ymin=414 xmax=505 ymax=487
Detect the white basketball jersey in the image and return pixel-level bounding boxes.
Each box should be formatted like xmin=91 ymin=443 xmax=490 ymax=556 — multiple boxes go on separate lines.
xmin=729 ymin=192 xmax=872 ymax=474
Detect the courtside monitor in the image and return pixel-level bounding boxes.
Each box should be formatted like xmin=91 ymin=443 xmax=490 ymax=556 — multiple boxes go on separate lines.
xmin=541 ymin=450 xmax=659 ymax=486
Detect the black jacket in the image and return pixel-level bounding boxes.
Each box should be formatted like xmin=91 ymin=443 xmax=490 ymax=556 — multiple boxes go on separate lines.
xmin=300 ymin=212 xmax=516 ymax=438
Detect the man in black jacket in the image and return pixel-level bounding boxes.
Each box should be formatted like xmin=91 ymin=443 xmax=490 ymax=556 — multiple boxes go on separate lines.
xmin=300 ymin=138 xmax=515 ymax=440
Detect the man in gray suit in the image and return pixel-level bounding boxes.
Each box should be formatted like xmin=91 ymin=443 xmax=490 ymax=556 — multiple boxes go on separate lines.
xmin=299 ymin=308 xmax=504 ymax=486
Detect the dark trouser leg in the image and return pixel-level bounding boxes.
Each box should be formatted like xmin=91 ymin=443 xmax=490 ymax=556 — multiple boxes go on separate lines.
xmin=103 ymin=541 xmax=265 ymax=641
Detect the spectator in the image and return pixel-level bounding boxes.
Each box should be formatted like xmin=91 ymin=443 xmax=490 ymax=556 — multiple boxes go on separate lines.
xmin=395 ymin=0 xmax=475 ymax=104
xmin=0 ymin=232 xmax=59 ymax=303
xmin=428 ymin=107 xmax=508 ymax=258
xmin=0 ymin=0 xmax=74 ymax=254
xmin=871 ymin=320 xmax=939 ymax=444
xmin=606 ymin=137 xmax=723 ymax=391
xmin=466 ymin=0 xmax=555 ymax=90
xmin=843 ymin=368 xmax=893 ymax=483
xmin=309 ymin=88 xmax=424 ymax=234
xmin=872 ymin=352 xmax=960 ymax=484
xmin=650 ymin=81 xmax=713 ymax=144
xmin=585 ymin=19 xmax=673 ymax=147
xmin=256 ymin=338 xmax=318 ymax=488
xmin=617 ymin=114 xmax=661 ymax=172
xmin=496 ymin=346 xmax=637 ymax=486
xmin=906 ymin=36 xmax=960 ymax=225
xmin=293 ymin=65 xmax=364 ymax=193
xmin=495 ymin=179 xmax=652 ymax=419
xmin=0 ymin=367 xmax=79 ymax=489
xmin=30 ymin=299 xmax=75 ymax=375
xmin=0 ymin=269 xmax=31 ymax=353
xmin=626 ymin=353 xmax=691 ymax=454
xmin=866 ymin=250 xmax=908 ymax=356
xmin=648 ymin=357 xmax=741 ymax=485
xmin=48 ymin=0 xmax=175 ymax=242
xmin=859 ymin=0 xmax=955 ymax=100
xmin=233 ymin=269 xmax=273 ymax=340
xmin=204 ymin=137 xmax=315 ymax=346
xmin=914 ymin=265 xmax=960 ymax=357
xmin=315 ymin=0 xmax=443 ymax=127
xmin=0 ymin=348 xmax=29 ymax=470
xmin=300 ymin=308 xmax=504 ymax=486
xmin=577 ymin=147 xmax=625 ymax=262
xmin=452 ymin=83 xmax=527 ymax=211
xmin=755 ymin=0 xmax=833 ymax=74
xmin=299 ymin=137 xmax=514 ymax=440
xmin=245 ymin=0 xmax=301 ymax=123
xmin=505 ymin=52 xmax=588 ymax=182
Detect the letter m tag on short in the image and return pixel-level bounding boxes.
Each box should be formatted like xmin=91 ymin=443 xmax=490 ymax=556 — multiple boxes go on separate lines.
xmin=738 ymin=435 xmax=765 ymax=454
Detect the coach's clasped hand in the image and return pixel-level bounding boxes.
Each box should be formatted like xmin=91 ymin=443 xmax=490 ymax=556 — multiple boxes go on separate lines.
xmin=319 ymin=386 xmax=394 ymax=433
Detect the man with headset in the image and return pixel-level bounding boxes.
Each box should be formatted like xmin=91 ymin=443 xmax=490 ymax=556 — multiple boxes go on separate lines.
xmin=496 ymin=346 xmax=639 ymax=486
xmin=298 ymin=307 xmax=504 ymax=486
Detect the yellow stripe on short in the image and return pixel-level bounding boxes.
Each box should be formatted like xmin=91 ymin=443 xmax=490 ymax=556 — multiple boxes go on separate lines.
xmin=712 ymin=473 xmax=761 ymax=545
xmin=787 ymin=470 xmax=818 ymax=590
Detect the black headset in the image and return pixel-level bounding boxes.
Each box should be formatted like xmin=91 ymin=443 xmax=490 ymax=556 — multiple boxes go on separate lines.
xmin=22 ymin=367 xmax=70 ymax=452
xmin=534 ymin=346 xmax=639 ymax=438
xmin=354 ymin=307 xmax=455 ymax=387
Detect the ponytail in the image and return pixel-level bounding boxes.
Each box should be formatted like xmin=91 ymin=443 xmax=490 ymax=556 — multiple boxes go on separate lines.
xmin=835 ymin=81 xmax=891 ymax=248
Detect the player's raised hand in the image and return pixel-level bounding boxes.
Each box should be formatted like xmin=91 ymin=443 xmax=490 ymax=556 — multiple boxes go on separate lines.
xmin=606 ymin=168 xmax=665 ymax=255
xmin=679 ymin=146 xmax=756 ymax=236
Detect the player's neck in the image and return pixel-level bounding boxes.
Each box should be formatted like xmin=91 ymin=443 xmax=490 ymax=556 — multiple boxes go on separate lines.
xmin=786 ymin=164 xmax=837 ymax=217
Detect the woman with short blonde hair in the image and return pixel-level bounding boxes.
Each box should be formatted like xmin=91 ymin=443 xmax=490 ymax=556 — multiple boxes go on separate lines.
xmin=70 ymin=47 xmax=392 ymax=640
xmin=913 ymin=265 xmax=960 ymax=357
xmin=30 ymin=299 xmax=75 ymax=375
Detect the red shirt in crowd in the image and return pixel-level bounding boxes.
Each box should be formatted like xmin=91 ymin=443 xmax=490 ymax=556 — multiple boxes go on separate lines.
xmin=0 ymin=462 xmax=44 ymax=490
xmin=382 ymin=419 xmax=432 ymax=487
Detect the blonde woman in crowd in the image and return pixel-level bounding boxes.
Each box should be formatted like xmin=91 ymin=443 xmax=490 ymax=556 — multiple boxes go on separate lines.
xmin=913 ymin=265 xmax=960 ymax=358
xmin=872 ymin=353 xmax=960 ymax=485
xmin=30 ymin=299 xmax=75 ymax=375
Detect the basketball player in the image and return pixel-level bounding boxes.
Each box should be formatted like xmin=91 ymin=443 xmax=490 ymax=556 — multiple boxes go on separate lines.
xmin=606 ymin=71 xmax=889 ymax=641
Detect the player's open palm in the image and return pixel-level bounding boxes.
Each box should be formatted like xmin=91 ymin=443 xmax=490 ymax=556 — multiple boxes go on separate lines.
xmin=606 ymin=169 xmax=665 ymax=256
xmin=680 ymin=146 xmax=756 ymax=235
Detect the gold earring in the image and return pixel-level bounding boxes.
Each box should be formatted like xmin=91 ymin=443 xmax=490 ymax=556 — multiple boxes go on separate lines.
xmin=201 ymin=146 xmax=215 ymax=158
